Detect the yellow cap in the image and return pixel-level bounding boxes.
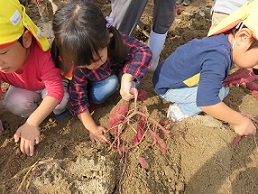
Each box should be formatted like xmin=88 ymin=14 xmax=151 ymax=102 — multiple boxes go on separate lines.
xmin=0 ymin=0 xmax=49 ymax=51
xmin=208 ymin=0 xmax=258 ymax=41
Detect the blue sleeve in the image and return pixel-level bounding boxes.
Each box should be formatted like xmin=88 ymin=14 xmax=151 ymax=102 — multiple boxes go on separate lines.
xmin=197 ymin=51 xmax=230 ymax=106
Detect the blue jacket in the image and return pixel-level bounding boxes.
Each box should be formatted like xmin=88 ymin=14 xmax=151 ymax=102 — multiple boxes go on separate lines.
xmin=153 ymin=34 xmax=232 ymax=106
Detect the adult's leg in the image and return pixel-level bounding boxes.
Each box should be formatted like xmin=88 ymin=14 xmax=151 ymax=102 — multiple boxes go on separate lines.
xmin=152 ymin=0 xmax=176 ymax=33
xmin=148 ymin=0 xmax=176 ymax=70
xmin=110 ymin=0 xmax=148 ymax=36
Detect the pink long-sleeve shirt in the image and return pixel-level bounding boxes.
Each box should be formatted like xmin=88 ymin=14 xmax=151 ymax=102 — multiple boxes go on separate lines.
xmin=0 ymin=41 xmax=64 ymax=102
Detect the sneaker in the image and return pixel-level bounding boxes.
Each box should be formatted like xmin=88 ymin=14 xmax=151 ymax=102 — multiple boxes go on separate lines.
xmin=183 ymin=0 xmax=190 ymax=6
xmin=55 ymin=109 xmax=72 ymax=121
xmin=176 ymin=0 xmax=184 ymax=4
xmin=167 ymin=103 xmax=189 ymax=122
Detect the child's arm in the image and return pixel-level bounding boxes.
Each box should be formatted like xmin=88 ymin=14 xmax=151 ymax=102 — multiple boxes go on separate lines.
xmin=199 ymin=102 xmax=256 ymax=136
xmin=121 ymin=34 xmax=152 ymax=83
xmin=77 ymin=109 xmax=108 ymax=143
xmin=120 ymin=73 xmax=135 ymax=101
xmin=13 ymin=96 xmax=59 ymax=156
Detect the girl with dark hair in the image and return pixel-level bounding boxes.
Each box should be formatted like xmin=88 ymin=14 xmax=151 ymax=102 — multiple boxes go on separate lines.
xmin=51 ymin=1 xmax=152 ymax=142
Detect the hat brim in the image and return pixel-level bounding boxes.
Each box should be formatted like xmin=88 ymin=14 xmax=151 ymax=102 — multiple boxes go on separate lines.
xmin=22 ymin=5 xmax=50 ymax=51
xmin=0 ymin=41 xmax=17 ymax=49
xmin=208 ymin=1 xmax=258 ymax=40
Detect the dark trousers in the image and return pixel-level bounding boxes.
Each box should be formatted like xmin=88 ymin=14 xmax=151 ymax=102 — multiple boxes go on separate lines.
xmin=110 ymin=0 xmax=176 ymax=36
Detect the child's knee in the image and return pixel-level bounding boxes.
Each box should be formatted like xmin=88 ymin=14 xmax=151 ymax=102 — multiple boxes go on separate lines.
xmin=3 ymin=99 xmax=37 ymax=117
xmin=53 ymin=92 xmax=70 ymax=114
xmin=108 ymin=74 xmax=119 ymax=90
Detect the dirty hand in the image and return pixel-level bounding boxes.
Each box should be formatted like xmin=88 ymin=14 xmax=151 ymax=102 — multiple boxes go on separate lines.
xmin=120 ymin=74 xmax=134 ymax=101
xmin=13 ymin=121 xmax=40 ymax=156
xmin=233 ymin=116 xmax=257 ymax=136
xmin=89 ymin=126 xmax=109 ymax=143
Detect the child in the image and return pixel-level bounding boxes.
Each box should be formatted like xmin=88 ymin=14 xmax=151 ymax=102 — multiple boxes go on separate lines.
xmin=152 ymin=0 xmax=258 ymax=136
xmin=0 ymin=0 xmax=70 ymax=156
xmin=51 ymin=1 xmax=152 ymax=142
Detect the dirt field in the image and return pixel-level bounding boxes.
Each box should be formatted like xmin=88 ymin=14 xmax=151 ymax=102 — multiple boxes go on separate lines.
xmin=0 ymin=0 xmax=258 ymax=193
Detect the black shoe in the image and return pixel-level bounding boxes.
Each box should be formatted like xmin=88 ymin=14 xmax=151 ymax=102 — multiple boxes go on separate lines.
xmin=55 ymin=109 xmax=72 ymax=121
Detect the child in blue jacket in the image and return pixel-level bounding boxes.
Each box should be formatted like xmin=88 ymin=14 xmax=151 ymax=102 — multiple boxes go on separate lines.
xmin=153 ymin=0 xmax=258 ymax=137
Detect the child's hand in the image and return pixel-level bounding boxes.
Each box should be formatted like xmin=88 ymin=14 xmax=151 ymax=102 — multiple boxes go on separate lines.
xmin=13 ymin=121 xmax=40 ymax=156
xmin=233 ymin=116 xmax=257 ymax=136
xmin=120 ymin=74 xmax=134 ymax=101
xmin=120 ymin=83 xmax=133 ymax=101
xmin=89 ymin=126 xmax=108 ymax=143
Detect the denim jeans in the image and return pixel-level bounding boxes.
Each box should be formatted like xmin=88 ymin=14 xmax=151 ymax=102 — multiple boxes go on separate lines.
xmin=89 ymin=74 xmax=140 ymax=104
xmin=160 ymin=86 xmax=229 ymax=116
xmin=89 ymin=74 xmax=119 ymax=104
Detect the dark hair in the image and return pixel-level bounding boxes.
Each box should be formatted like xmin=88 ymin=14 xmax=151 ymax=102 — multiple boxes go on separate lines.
xmin=247 ymin=37 xmax=258 ymax=50
xmin=51 ymin=1 xmax=127 ymax=73
xmin=17 ymin=28 xmax=28 ymax=48
xmin=230 ymin=25 xmax=258 ymax=50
